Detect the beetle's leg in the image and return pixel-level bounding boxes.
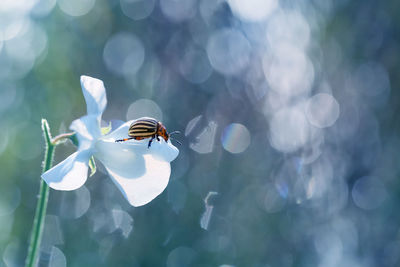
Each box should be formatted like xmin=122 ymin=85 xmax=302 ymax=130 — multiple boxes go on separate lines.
xmin=148 ymin=136 xmax=155 ymax=148
xmin=156 ymin=135 xmax=160 ymax=141
xmin=115 ymin=137 xmax=135 ymax=143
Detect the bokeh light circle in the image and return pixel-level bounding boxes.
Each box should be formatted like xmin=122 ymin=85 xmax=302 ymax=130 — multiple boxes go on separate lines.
xmin=166 ymin=246 xmax=196 ymax=267
xmin=41 ymin=215 xmax=63 ymax=251
xmin=261 ymin=185 xmax=286 ymax=213
xmin=5 ymin=21 xmax=48 ymax=61
xmin=0 ymin=127 xmax=9 ymax=155
xmin=313 ymin=230 xmax=343 ymax=261
xmin=0 ymin=184 xmax=20 ymax=216
xmin=207 ymin=29 xmax=251 ymax=76
xmin=221 ymin=123 xmax=251 ymax=154
xmin=267 ymin=11 xmax=310 ymax=49
xmin=2 ymin=239 xmax=21 ymax=266
xmin=355 ymin=61 xmax=391 ymax=97
xmin=120 ymin=0 xmax=156 ymax=21
xmin=31 ymin=0 xmax=57 ymax=17
xmin=49 ymin=246 xmax=67 ymax=267
xmin=179 ymin=47 xmax=212 ymax=84
xmin=59 ymin=186 xmax=91 ymax=219
xmin=103 ymin=32 xmax=145 ymax=77
xmin=263 ymin=44 xmax=314 ymax=97
xmin=160 ymin=0 xmax=197 ymax=22
xmin=126 ymin=98 xmax=163 ymax=121
xmin=352 ymin=176 xmax=387 ymax=210
xmin=269 ymin=106 xmax=311 ymax=153
xmin=0 ymin=17 xmax=28 ymax=42
xmin=306 ymin=93 xmax=340 ymax=128
xmin=58 ymin=0 xmax=95 ymax=17
xmin=13 ymin=123 xmax=42 ymax=160
xmin=228 ymin=0 xmax=278 ymax=22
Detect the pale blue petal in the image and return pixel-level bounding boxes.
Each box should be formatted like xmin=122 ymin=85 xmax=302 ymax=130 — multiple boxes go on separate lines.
xmin=80 ymin=75 xmax=107 ymax=119
xmin=41 ymin=150 xmax=91 ymax=191
xmin=94 ymin=138 xmax=146 ymax=178
xmin=105 ymin=154 xmax=171 ymax=207
xmin=147 ymin=139 xmax=179 ymax=162
xmin=70 ymin=115 xmax=101 ymax=150
xmin=94 ymin=138 xmax=173 ymax=207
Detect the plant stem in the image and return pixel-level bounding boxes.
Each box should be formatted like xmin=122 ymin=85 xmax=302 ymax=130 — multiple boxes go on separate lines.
xmin=51 ymin=132 xmax=75 ymax=144
xmin=25 ymin=120 xmax=74 ymax=267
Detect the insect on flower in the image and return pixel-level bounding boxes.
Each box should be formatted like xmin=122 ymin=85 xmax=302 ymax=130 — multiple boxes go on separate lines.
xmin=115 ymin=117 xmax=181 ymax=148
xmin=41 ymin=76 xmax=179 ymax=207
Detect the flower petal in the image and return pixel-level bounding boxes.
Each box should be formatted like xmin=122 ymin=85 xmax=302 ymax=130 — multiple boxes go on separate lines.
xmin=94 ymin=138 xmax=146 ymax=178
xmin=105 ymin=154 xmax=171 ymax=207
xmin=41 ymin=150 xmax=91 ymax=191
xmin=94 ymin=137 xmax=175 ymax=206
xmin=146 ymin=139 xmax=179 ymax=162
xmin=80 ymin=75 xmax=107 ymax=119
xmin=70 ymin=115 xmax=101 ymax=150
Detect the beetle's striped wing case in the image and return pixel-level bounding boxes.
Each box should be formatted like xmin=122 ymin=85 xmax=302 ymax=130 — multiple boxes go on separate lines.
xmin=128 ymin=117 xmax=158 ymax=138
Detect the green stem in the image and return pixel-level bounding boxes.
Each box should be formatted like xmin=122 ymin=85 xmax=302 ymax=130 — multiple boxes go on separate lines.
xmin=51 ymin=132 xmax=75 ymax=145
xmin=25 ymin=120 xmax=74 ymax=267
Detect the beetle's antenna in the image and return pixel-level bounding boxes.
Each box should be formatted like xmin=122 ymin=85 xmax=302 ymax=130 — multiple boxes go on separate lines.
xmin=169 ymin=131 xmax=181 ymax=145
xmin=170 ymin=137 xmax=182 ymax=145
xmin=169 ymin=131 xmax=181 ymax=136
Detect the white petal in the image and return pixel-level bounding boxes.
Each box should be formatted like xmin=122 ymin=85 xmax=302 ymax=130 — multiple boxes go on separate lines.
xmin=70 ymin=115 xmax=101 ymax=150
xmin=105 ymin=154 xmax=171 ymax=207
xmin=103 ymin=120 xmax=179 ymax=162
xmin=80 ymin=75 xmax=107 ymax=118
xmin=41 ymin=150 xmax=91 ymax=191
xmin=94 ymin=138 xmax=146 ymax=178
xmin=146 ymin=139 xmax=179 ymax=162
xmin=94 ymin=137 xmax=176 ymax=206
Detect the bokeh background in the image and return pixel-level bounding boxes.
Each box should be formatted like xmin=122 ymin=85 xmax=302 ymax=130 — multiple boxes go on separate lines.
xmin=1 ymin=0 xmax=400 ymax=266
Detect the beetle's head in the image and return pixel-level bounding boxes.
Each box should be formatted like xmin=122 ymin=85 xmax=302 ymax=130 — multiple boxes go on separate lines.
xmin=157 ymin=123 xmax=169 ymax=142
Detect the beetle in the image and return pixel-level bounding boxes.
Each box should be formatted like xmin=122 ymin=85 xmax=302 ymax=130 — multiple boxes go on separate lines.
xmin=115 ymin=117 xmax=180 ymax=148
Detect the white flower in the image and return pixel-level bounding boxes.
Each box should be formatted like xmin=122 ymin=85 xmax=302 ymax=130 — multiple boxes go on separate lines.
xmin=41 ymin=76 xmax=179 ymax=207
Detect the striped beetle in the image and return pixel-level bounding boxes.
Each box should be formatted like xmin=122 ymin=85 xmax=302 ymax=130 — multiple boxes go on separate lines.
xmin=115 ymin=117 xmax=180 ymax=148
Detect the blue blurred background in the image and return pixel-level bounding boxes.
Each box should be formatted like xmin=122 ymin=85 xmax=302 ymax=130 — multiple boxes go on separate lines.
xmin=1 ymin=0 xmax=399 ymax=266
